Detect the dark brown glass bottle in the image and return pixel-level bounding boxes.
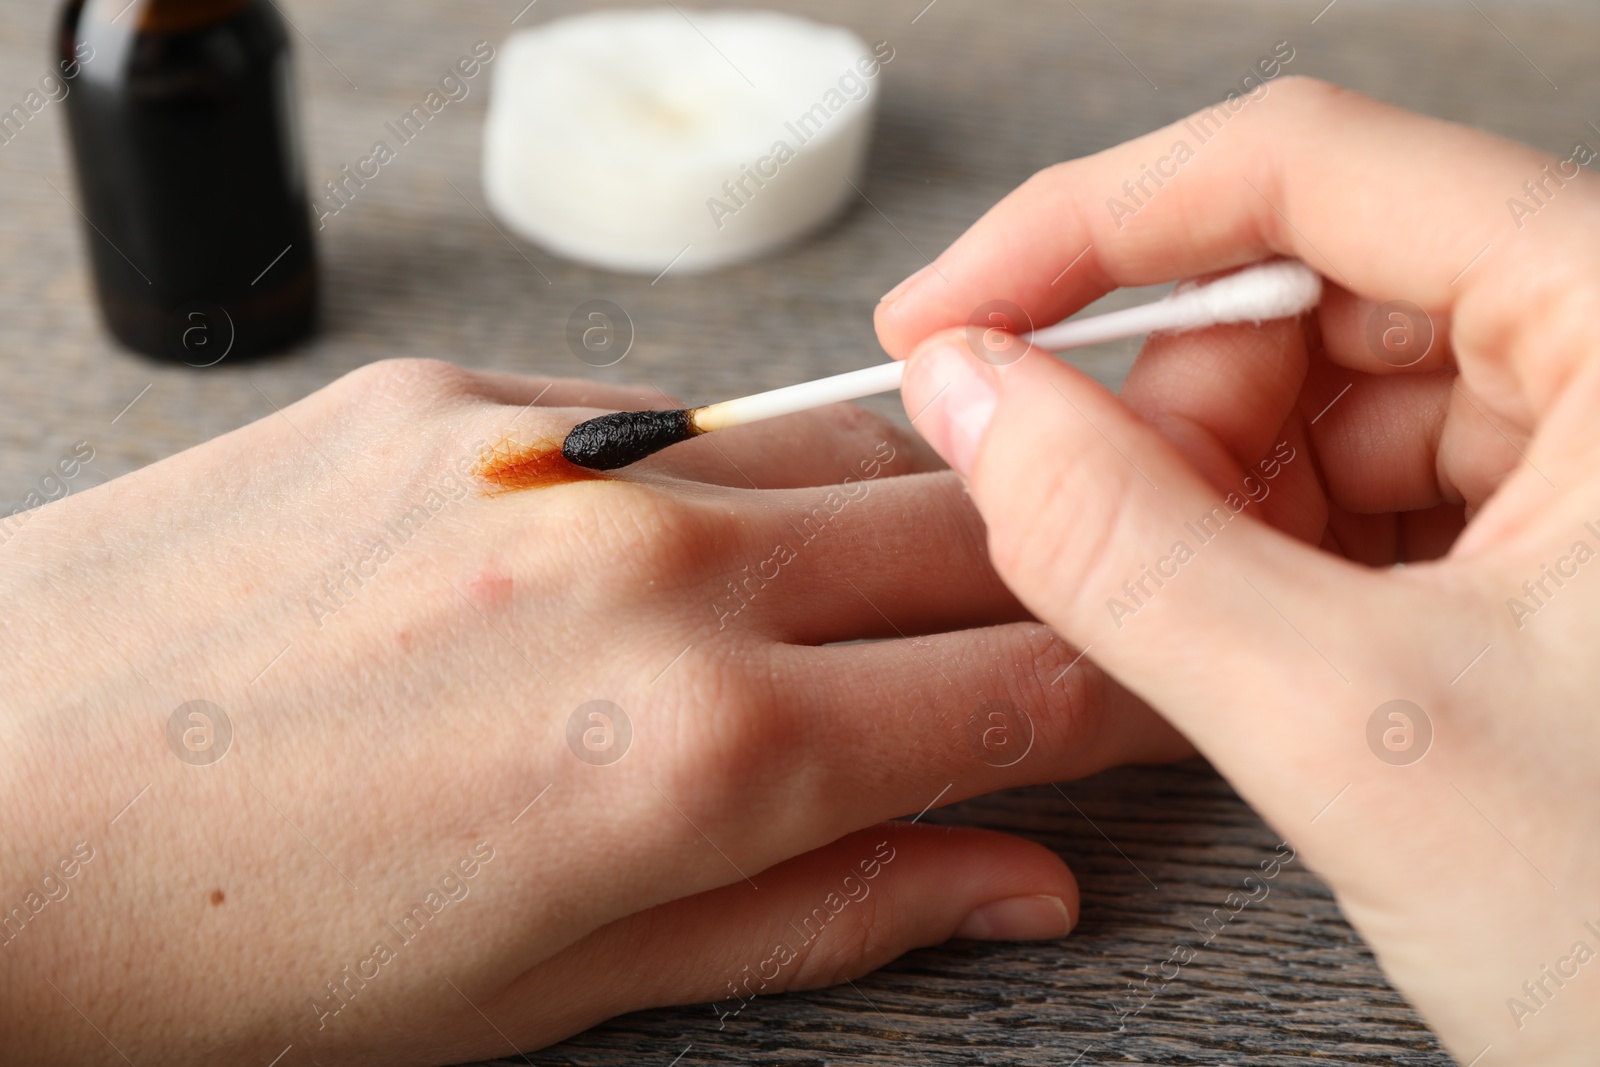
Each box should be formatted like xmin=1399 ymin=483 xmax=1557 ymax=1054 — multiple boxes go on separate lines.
xmin=57 ymin=0 xmax=317 ymax=363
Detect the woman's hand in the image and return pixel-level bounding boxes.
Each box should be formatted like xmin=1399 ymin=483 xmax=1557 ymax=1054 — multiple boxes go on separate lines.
xmin=877 ymin=77 xmax=1600 ymax=1064
xmin=0 ymin=361 xmax=1187 ymax=1066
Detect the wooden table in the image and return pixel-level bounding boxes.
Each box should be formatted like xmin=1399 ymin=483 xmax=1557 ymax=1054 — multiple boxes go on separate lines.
xmin=2 ymin=0 xmax=1595 ymax=1063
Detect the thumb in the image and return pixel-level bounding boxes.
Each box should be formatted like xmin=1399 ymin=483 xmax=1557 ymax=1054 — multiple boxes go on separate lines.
xmin=901 ymin=326 xmax=1376 ymax=755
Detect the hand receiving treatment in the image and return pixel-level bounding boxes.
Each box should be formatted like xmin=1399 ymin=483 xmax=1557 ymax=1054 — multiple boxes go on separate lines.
xmin=0 ymin=362 xmax=1187 ymax=1065
xmin=878 ymin=77 xmax=1600 ymax=1064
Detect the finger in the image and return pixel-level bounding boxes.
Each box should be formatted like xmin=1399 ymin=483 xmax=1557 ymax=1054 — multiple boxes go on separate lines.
xmin=1135 ymin=334 xmax=1467 ymax=535
xmin=774 ymin=622 xmax=1195 ymax=809
xmin=467 ymin=824 xmax=1078 ymax=1052
xmin=874 ymin=78 xmax=1600 ymax=419
xmin=1314 ymin=281 xmax=1454 ymax=376
xmin=1084 ymin=290 xmax=1467 ymax=549
xmin=1433 ymin=377 xmax=1536 ymax=510
xmin=1302 ymin=349 xmax=1534 ymax=517
xmin=720 ymin=471 xmax=1027 ymax=643
xmin=1118 ymin=314 xmax=1308 ymax=496
xmin=1111 ymin=316 xmax=1329 ymax=548
xmin=900 ymin=327 xmax=1389 ymax=761
xmin=1302 ymin=363 xmax=1457 ymax=513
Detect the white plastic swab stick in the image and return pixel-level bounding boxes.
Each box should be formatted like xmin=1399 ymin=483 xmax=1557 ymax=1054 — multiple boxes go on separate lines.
xmin=694 ymin=362 xmax=907 ymax=430
xmin=693 ymin=259 xmax=1322 ymax=432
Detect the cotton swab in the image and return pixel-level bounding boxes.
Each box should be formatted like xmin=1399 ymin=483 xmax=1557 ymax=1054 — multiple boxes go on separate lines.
xmin=561 ymin=259 xmax=1323 ymax=470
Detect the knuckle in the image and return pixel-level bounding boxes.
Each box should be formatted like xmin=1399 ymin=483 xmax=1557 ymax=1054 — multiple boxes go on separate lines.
xmin=1011 ymin=625 xmax=1070 ymax=703
xmin=1026 ymin=158 xmax=1077 ymax=192
xmin=1016 ymin=626 xmax=1108 ymax=754
xmin=654 ymin=648 xmax=799 ymax=822
xmin=1257 ymin=76 xmax=1349 ymax=128
xmin=1269 ymin=74 xmax=1342 ymax=106
xmin=968 ymin=624 xmax=1109 ymax=768
xmin=1024 ymin=159 xmax=1103 ymax=214
xmin=567 ymin=481 xmax=730 ymax=591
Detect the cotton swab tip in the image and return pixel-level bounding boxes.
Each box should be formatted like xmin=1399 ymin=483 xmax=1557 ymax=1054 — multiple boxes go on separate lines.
xmin=562 ymin=408 xmax=701 ymax=470
xmin=1177 ymin=258 xmax=1323 ymax=325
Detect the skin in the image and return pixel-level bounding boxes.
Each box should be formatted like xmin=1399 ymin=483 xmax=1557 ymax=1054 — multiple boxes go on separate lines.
xmin=0 ymin=364 xmax=1187 ymax=1065
xmin=879 ymin=78 xmax=1600 ymax=1064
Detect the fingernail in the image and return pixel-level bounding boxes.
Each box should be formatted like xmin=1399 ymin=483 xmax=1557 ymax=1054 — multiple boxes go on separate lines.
xmin=879 ymin=262 xmax=935 ymax=306
xmin=954 ymin=895 xmax=1073 ymax=941
xmin=903 ymin=336 xmax=997 ymax=477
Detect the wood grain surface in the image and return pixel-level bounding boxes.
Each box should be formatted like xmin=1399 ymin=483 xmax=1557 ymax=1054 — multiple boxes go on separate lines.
xmin=2 ymin=0 xmax=1596 ymax=1063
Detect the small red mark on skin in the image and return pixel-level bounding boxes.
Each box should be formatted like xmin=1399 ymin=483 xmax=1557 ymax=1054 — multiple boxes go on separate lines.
xmin=209 ymin=889 xmax=225 ymax=906
xmin=467 ymin=571 xmax=514 ymax=609
xmin=473 ymin=437 xmax=604 ymax=494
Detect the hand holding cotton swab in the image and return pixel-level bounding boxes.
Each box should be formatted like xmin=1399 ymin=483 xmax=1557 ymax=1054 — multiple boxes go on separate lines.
xmin=562 ymin=259 xmax=1323 ymax=470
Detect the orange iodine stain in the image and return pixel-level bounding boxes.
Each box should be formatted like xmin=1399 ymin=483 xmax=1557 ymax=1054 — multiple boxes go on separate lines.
xmin=472 ymin=437 xmax=605 ymax=495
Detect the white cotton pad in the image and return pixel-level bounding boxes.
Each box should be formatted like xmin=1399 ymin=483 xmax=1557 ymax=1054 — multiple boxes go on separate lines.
xmin=482 ymin=9 xmax=885 ymax=275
